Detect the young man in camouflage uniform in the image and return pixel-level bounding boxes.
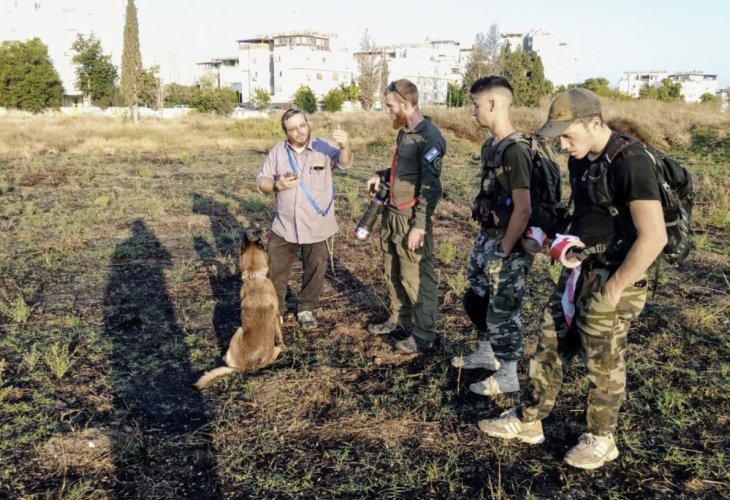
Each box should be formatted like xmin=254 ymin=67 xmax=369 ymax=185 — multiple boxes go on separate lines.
xmin=365 ymin=79 xmax=446 ymax=354
xmin=451 ymin=76 xmax=534 ymax=395
xmin=479 ymin=88 xmax=667 ymax=469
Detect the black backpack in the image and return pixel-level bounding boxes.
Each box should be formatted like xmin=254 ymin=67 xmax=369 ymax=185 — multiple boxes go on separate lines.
xmin=600 ymin=133 xmax=694 ymax=265
xmin=474 ymin=132 xmax=565 ymax=237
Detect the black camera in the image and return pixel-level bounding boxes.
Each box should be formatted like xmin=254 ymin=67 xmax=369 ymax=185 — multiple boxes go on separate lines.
xmin=354 ymin=180 xmax=389 ymax=241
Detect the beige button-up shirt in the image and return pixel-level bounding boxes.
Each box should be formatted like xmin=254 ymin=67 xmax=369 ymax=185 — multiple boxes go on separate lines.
xmin=256 ymin=137 xmax=349 ymax=244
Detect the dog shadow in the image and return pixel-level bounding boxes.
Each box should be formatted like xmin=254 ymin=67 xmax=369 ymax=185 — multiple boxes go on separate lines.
xmin=102 ymin=219 xmax=220 ymax=497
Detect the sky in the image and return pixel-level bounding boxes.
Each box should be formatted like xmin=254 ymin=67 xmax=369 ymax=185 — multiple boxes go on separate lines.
xmin=2 ymin=0 xmax=728 ymax=87
xmin=136 ymin=0 xmax=729 ymax=87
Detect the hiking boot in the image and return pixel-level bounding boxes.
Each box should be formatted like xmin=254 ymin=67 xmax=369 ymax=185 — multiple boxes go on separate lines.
xmin=563 ymin=433 xmax=619 ymax=470
xmin=394 ymin=335 xmax=434 ymax=354
xmin=451 ymin=340 xmax=501 ymax=370
xmin=469 ymin=360 xmax=519 ymax=395
xmin=367 ymin=318 xmax=400 ymax=335
xmin=478 ymin=407 xmax=545 ymax=444
xmin=297 ymin=310 xmax=317 ymax=331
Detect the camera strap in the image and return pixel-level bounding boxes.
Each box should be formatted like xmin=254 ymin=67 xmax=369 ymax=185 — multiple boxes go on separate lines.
xmin=286 ymin=148 xmax=335 ymax=217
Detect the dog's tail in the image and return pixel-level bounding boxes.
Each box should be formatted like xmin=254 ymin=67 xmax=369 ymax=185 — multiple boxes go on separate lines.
xmin=194 ymin=366 xmax=237 ymax=389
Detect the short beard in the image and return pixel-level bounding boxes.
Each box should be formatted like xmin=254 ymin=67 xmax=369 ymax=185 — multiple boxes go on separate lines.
xmin=391 ymin=110 xmax=408 ymax=130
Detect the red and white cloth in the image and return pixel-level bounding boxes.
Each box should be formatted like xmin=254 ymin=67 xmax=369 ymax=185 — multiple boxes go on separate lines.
xmin=550 ymin=234 xmax=586 ymax=326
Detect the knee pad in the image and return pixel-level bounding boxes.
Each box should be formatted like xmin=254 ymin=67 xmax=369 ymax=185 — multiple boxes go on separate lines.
xmin=463 ymin=287 xmax=488 ymax=331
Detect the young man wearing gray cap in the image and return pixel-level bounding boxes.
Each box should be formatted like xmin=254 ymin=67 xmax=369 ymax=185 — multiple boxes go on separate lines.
xmin=479 ymin=88 xmax=667 ymax=469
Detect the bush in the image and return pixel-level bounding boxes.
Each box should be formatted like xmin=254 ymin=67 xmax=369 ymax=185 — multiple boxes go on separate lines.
xmin=321 ymin=88 xmax=345 ymax=112
xmin=253 ymin=87 xmax=271 ymax=109
xmin=294 ymin=86 xmax=317 ymax=113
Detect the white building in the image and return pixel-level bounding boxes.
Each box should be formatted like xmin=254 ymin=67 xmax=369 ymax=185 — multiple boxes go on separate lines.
xmin=617 ymin=70 xmax=669 ymax=97
xmin=669 ymin=71 xmax=718 ymax=103
xmin=0 ymin=0 xmax=125 ymax=105
xmin=235 ymin=32 xmax=354 ymax=104
xmin=380 ymin=40 xmax=463 ymax=104
xmin=497 ymin=30 xmax=577 ymax=87
xmin=196 ymin=57 xmax=242 ymax=96
xmin=525 ymin=31 xmax=577 ymax=87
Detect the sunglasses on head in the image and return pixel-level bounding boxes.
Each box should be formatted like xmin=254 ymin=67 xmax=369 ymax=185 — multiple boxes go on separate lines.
xmin=387 ymin=81 xmax=407 ymax=101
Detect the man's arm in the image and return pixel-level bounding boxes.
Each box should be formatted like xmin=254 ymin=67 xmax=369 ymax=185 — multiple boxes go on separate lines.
xmin=603 ymin=199 xmax=667 ymax=306
xmin=500 ymin=187 xmax=531 ymax=254
xmin=332 ymin=128 xmax=353 ymax=168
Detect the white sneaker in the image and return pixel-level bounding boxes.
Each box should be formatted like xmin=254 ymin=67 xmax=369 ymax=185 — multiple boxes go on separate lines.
xmin=451 ymin=340 xmax=500 ymax=370
xmin=478 ymin=407 xmax=545 ymax=444
xmin=469 ymin=360 xmax=519 ymax=395
xmin=563 ymin=433 xmax=619 ymax=470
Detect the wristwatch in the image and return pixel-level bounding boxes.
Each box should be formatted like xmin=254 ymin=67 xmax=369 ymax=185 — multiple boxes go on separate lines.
xmin=272 ymin=179 xmax=280 ymax=193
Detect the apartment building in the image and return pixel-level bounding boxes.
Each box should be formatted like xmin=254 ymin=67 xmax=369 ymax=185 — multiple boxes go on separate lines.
xmin=233 ymin=32 xmax=354 ymax=104
xmin=617 ymin=70 xmax=669 ymax=97
xmin=669 ymin=71 xmax=718 ymax=103
xmin=373 ymin=40 xmax=463 ymax=104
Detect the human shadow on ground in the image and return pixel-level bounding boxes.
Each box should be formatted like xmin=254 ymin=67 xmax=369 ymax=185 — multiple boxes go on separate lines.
xmin=191 ymin=193 xmax=246 ymax=355
xmin=102 ymin=219 xmax=220 ymax=498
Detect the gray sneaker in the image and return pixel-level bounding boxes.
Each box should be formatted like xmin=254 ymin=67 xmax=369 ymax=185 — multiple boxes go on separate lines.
xmin=563 ymin=433 xmax=619 ymax=470
xmin=394 ymin=335 xmax=434 ymax=354
xmin=367 ymin=318 xmax=399 ymax=335
xmin=469 ymin=360 xmax=519 ymax=396
xmin=478 ymin=407 xmax=545 ymax=444
xmin=451 ymin=340 xmax=501 ymax=370
xmin=297 ymin=310 xmax=317 ymax=331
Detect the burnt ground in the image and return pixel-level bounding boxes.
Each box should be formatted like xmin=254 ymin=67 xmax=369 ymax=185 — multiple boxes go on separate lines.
xmin=0 ymin=146 xmax=728 ymax=498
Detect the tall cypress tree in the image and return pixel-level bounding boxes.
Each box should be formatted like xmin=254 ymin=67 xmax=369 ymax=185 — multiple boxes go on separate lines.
xmin=120 ymin=0 xmax=142 ymax=122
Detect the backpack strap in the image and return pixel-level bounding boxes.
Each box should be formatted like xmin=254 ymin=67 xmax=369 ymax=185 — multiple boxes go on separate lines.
xmin=484 ymin=132 xmax=530 ymax=192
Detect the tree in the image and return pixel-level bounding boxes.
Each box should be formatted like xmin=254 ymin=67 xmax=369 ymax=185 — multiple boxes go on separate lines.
xmin=498 ymin=46 xmax=552 ymax=107
xmin=293 ymin=85 xmax=317 ymax=113
xmin=137 ymin=65 xmax=162 ymax=109
xmin=356 ymin=29 xmax=383 ymax=111
xmin=163 ymin=83 xmax=193 ymax=107
xmin=190 ymin=75 xmax=238 ymax=114
xmin=463 ymin=23 xmax=502 ymax=89
xmin=700 ymin=92 xmax=718 ymax=104
xmin=639 ymin=78 xmax=682 ymax=102
xmin=580 ymin=77 xmax=628 ymax=99
xmin=71 ymin=34 xmax=117 ymax=108
xmin=339 ymin=81 xmax=360 ymax=102
xmin=0 ymin=38 xmax=63 ymax=112
xmin=321 ymin=88 xmax=345 ymax=112
xmin=447 ymin=82 xmax=464 ymax=107
xmin=120 ymin=0 xmax=143 ymax=122
xmin=252 ymin=87 xmax=270 ymax=109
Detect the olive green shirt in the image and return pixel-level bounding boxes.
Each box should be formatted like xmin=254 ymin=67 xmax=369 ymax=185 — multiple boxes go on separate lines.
xmin=379 ymin=117 xmax=446 ymax=230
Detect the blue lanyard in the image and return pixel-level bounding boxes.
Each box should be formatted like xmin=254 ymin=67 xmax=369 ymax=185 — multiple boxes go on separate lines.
xmin=285 ymin=147 xmax=336 ymax=217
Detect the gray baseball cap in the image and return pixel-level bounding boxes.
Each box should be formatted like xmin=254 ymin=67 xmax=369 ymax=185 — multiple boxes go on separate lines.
xmin=537 ymin=88 xmax=602 ymax=138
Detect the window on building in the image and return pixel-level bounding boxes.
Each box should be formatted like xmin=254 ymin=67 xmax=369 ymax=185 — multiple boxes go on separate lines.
xmin=279 ymin=71 xmax=283 ymax=77
xmin=333 ymin=73 xmax=339 ymax=81
xmin=316 ymin=73 xmax=323 ymax=80
xmin=322 ymin=57 xmax=326 ymax=64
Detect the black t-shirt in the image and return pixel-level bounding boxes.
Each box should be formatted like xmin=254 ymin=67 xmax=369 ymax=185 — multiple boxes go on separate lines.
xmin=569 ymin=135 xmax=661 ymax=256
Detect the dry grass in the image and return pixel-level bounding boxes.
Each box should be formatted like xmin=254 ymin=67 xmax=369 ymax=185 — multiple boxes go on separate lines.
xmin=0 ymin=108 xmax=729 ymax=497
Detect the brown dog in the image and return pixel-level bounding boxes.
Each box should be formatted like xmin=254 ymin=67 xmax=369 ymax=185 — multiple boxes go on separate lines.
xmin=194 ymin=233 xmax=284 ymax=389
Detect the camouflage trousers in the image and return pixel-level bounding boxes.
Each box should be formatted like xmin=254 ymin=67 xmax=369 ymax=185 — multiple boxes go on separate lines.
xmin=520 ymin=262 xmax=648 ymax=435
xmin=465 ymin=230 xmax=534 ymax=362
xmin=380 ymin=209 xmax=439 ymax=343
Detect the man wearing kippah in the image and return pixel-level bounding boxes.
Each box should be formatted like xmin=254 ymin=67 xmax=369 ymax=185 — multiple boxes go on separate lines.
xmin=479 ymin=88 xmax=667 ymax=469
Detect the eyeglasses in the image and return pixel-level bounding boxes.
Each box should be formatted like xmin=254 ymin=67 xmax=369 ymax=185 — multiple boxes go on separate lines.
xmin=387 ymin=81 xmax=407 ymax=102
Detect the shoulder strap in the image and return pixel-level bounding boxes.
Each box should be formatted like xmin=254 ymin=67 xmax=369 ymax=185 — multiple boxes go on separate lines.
xmin=603 ymin=132 xmax=634 ymax=164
